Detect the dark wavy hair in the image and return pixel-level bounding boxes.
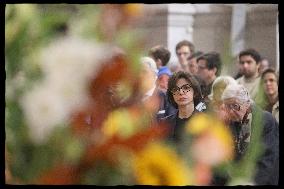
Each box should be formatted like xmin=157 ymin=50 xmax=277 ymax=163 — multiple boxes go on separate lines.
xmin=167 ymin=71 xmax=203 ymax=108
xmin=197 ymin=51 xmax=222 ymax=76
xmin=148 ymin=45 xmax=171 ymax=66
xmin=238 ymin=48 xmax=262 ymax=64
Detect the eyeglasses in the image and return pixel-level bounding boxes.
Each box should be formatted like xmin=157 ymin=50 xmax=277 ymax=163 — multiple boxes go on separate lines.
xmin=171 ymin=84 xmax=192 ymax=95
xmin=225 ymin=103 xmax=241 ymax=111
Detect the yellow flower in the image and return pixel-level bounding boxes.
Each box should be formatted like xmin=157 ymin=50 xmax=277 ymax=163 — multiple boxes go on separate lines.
xmin=102 ymin=108 xmax=138 ymax=138
xmin=186 ymin=113 xmax=211 ymax=135
xmin=132 ymin=142 xmax=192 ymax=185
xmin=211 ymin=124 xmax=234 ymax=153
xmin=187 ymin=114 xmax=234 ymax=165
xmin=123 ymin=4 xmax=144 ymax=17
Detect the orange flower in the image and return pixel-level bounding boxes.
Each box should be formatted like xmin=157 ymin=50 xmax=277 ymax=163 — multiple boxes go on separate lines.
xmin=123 ymin=4 xmax=144 ymax=18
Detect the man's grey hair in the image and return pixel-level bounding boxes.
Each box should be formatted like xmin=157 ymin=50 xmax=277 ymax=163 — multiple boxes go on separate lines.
xmin=140 ymin=56 xmax=158 ymax=75
xmin=221 ymin=83 xmax=252 ymax=104
xmin=208 ymin=76 xmax=237 ymax=101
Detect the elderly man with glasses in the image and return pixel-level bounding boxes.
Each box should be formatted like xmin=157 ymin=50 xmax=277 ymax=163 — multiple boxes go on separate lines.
xmin=138 ymin=57 xmax=177 ymax=121
xmin=212 ymin=83 xmax=279 ymax=185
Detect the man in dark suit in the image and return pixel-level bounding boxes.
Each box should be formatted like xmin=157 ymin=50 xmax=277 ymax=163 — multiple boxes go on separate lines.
xmin=212 ymin=83 xmax=279 ymax=185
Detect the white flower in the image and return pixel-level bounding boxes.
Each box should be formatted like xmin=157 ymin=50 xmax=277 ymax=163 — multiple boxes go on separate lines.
xmin=21 ymin=84 xmax=69 ymax=144
xmin=40 ymin=36 xmax=107 ymax=80
xmin=20 ymin=36 xmax=111 ymax=144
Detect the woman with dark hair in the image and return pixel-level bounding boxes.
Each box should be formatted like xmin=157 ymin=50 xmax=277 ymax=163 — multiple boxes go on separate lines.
xmin=261 ymin=68 xmax=279 ymax=123
xmin=161 ymin=71 xmax=204 ymax=144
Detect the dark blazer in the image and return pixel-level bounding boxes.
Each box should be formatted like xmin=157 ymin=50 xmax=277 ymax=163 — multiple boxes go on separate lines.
xmin=251 ymin=105 xmax=279 ymax=185
xmin=234 ymin=105 xmax=279 ymax=185
xmin=216 ymin=104 xmax=279 ymax=185
xmin=160 ymin=109 xmax=199 ymax=144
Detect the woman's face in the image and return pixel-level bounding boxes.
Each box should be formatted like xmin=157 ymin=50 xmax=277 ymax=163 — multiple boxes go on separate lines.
xmin=263 ymin=73 xmax=278 ymax=97
xmin=172 ymin=78 xmax=194 ymax=107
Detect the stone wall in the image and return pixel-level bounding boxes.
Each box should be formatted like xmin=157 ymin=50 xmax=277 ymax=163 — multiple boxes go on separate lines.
xmin=138 ymin=4 xmax=278 ymax=73
xmin=192 ymin=5 xmax=232 ymax=56
xmin=246 ymin=5 xmax=278 ymax=69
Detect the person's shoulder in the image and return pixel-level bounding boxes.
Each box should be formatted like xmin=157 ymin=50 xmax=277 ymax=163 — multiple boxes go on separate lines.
xmin=253 ymin=104 xmax=273 ymax=118
xmin=253 ymin=104 xmax=278 ymax=127
xmin=262 ymin=110 xmax=277 ymax=123
xmin=252 ymin=104 xmax=269 ymax=116
xmin=272 ymin=101 xmax=279 ymax=112
xmin=273 ymin=100 xmax=279 ymax=107
xmin=160 ymin=112 xmax=177 ymax=121
xmin=255 ymin=76 xmax=261 ymax=83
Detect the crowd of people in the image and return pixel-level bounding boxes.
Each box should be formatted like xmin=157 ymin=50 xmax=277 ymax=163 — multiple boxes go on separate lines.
xmin=87 ymin=39 xmax=279 ymax=185
xmin=145 ymin=40 xmax=278 ymax=185
xmin=5 ymin=4 xmax=279 ymax=185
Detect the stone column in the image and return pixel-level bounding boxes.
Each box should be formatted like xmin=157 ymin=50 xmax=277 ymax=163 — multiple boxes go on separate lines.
xmin=231 ymin=4 xmax=247 ymax=57
xmin=192 ymin=5 xmax=233 ymax=74
xmin=192 ymin=5 xmax=232 ymax=53
xmin=167 ymin=4 xmax=196 ymax=66
xmin=139 ymin=4 xmax=197 ymax=67
xmin=245 ymin=4 xmax=278 ymax=69
xmin=139 ymin=4 xmax=169 ymax=52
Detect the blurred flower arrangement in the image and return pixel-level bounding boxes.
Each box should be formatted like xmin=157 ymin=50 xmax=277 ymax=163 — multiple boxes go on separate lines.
xmin=5 ymin=4 xmax=257 ymax=185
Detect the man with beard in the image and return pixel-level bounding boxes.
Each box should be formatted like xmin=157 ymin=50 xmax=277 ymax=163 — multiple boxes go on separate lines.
xmin=236 ymin=49 xmax=262 ymax=101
